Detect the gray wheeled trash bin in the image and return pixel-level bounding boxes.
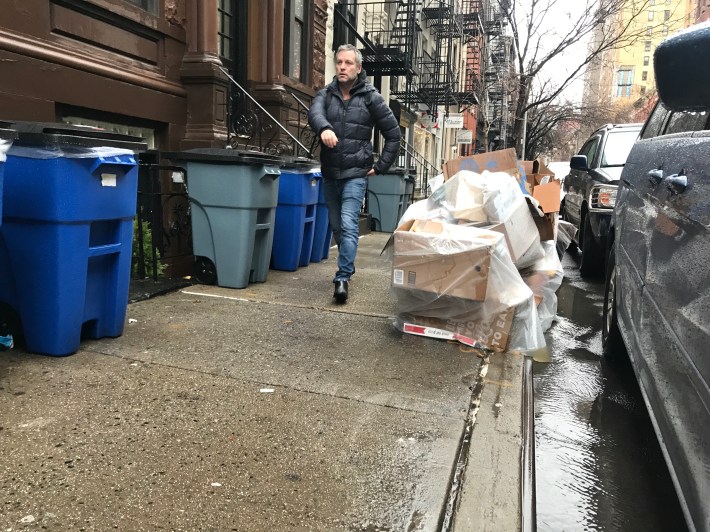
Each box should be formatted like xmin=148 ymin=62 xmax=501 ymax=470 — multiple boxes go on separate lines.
xmin=165 ymin=149 xmax=283 ymax=289
xmin=367 ymin=168 xmax=413 ymax=232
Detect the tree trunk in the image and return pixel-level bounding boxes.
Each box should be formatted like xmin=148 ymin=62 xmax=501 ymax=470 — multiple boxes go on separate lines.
xmin=512 ymin=77 xmax=530 ymax=158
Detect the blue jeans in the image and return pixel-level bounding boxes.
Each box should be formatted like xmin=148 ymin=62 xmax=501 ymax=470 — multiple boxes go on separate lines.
xmin=323 ymin=177 xmax=367 ymax=282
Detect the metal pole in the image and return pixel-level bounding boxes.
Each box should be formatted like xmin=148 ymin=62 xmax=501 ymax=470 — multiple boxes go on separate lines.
xmin=520 ymin=110 xmax=528 ymax=159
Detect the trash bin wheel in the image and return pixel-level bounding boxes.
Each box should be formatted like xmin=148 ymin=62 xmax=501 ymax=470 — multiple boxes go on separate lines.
xmin=194 ymin=256 xmax=217 ymax=285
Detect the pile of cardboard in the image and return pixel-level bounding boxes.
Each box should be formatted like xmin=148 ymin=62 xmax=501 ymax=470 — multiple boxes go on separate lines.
xmin=389 ymin=149 xmax=564 ymax=355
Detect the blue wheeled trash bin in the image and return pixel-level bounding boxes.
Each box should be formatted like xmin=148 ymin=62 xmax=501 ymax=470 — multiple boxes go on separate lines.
xmin=271 ymin=166 xmax=321 ymax=271
xmin=310 ymin=170 xmax=332 ymax=263
xmin=0 ymin=122 xmax=17 ymax=227
xmin=0 ymin=123 xmax=17 ymax=352
xmin=367 ymin=168 xmax=413 ymax=232
xmin=165 ymin=149 xmax=283 ymax=289
xmin=0 ymin=122 xmax=146 ymax=356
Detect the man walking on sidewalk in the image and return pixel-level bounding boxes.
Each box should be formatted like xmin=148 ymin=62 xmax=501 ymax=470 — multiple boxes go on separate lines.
xmin=308 ymin=44 xmax=401 ymax=304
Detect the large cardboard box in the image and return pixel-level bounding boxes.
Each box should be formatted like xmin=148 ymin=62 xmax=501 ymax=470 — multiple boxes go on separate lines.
xmin=472 ymin=199 xmax=540 ymax=266
xmin=399 ymin=306 xmax=516 ymax=352
xmin=391 ymin=220 xmax=501 ymax=301
xmin=443 ymin=149 xmax=526 ymax=191
xmin=521 ymin=159 xmax=561 ymax=213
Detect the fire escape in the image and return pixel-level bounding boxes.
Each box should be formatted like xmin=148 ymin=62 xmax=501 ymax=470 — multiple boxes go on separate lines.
xmin=480 ymin=0 xmax=514 ymax=149
xmin=357 ymin=1 xmax=486 ymax=123
xmin=334 ymin=0 xmax=510 ymax=190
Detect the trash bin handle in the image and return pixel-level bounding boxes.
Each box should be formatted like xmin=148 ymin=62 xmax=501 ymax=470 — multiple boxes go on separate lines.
xmin=88 ymin=156 xmax=136 ymax=176
xmin=261 ymin=166 xmax=280 ymax=181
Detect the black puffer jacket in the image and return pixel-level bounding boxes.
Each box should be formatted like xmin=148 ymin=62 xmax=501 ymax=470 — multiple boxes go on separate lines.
xmin=308 ymin=69 xmax=401 ymax=180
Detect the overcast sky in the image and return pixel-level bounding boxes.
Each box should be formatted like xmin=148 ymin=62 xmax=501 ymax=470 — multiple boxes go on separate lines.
xmin=516 ymin=0 xmax=591 ymax=103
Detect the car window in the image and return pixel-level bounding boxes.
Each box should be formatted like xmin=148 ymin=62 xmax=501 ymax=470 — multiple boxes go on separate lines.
xmin=664 ymin=110 xmax=709 ymax=135
xmin=579 ymin=136 xmax=600 ymax=164
xmin=600 ymin=129 xmax=639 ymax=167
xmin=641 ymin=100 xmax=669 ymax=140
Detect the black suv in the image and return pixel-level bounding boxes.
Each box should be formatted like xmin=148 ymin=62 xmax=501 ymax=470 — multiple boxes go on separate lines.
xmin=602 ymin=23 xmax=710 ymax=532
xmin=562 ymin=122 xmax=641 ymax=276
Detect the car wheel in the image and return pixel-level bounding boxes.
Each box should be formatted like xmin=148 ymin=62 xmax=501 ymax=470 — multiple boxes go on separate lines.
xmin=194 ymin=256 xmax=217 ymax=285
xmin=579 ymin=215 xmax=604 ymax=277
xmin=602 ymin=247 xmax=627 ymax=359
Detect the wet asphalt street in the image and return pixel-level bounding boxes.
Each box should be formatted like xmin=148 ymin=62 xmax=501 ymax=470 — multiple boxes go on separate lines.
xmin=534 ymin=252 xmax=689 ymax=531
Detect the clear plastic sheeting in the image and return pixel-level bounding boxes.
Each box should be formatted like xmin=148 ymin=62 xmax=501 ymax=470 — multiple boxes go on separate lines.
xmin=556 ymin=219 xmax=577 ymax=258
xmin=0 ymin=139 xmax=12 ymax=162
xmin=7 ymin=145 xmax=137 ymax=160
xmin=423 ymin=170 xmax=545 ymax=269
xmin=387 ymin=219 xmax=548 ymax=356
xmin=520 ymin=241 xmax=564 ymax=332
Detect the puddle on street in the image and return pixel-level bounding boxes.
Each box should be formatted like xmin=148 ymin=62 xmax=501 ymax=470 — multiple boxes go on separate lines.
xmin=533 ymin=255 xmax=688 ymax=531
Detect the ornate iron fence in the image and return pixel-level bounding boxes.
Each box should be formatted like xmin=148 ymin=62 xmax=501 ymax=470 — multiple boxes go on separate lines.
xmin=221 ymin=67 xmax=317 ymax=161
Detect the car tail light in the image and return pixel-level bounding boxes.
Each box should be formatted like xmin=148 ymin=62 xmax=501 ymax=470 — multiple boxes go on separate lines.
xmin=591 ymin=185 xmax=618 ymax=209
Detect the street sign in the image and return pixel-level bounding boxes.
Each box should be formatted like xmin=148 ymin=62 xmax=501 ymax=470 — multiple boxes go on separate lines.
xmin=444 ymin=113 xmax=464 ymax=128
xmin=456 ymin=130 xmax=473 ymax=144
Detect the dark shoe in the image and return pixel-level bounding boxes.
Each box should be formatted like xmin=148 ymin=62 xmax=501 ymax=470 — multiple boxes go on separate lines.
xmin=333 ymin=280 xmax=348 ymax=304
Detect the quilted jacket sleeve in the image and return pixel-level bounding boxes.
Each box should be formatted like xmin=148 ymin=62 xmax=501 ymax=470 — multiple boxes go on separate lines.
xmin=307 ymin=89 xmax=332 ymax=137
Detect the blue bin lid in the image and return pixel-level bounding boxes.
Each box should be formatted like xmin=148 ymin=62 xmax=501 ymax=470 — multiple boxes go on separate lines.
xmin=164 ymin=148 xmax=283 ymax=166
xmin=4 ymin=121 xmax=147 ymax=151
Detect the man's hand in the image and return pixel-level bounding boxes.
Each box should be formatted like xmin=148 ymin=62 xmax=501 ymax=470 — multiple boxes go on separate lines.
xmin=320 ymin=130 xmax=338 ymax=148
xmin=366 ymin=168 xmax=376 ymax=177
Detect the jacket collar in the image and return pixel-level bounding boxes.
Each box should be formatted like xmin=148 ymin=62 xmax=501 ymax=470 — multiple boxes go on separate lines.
xmin=327 ymin=68 xmax=370 ymax=97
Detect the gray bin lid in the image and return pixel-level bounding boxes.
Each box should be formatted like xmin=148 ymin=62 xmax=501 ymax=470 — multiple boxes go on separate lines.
xmin=0 ymin=128 xmax=17 ymax=141
xmin=164 ymin=148 xmax=283 ymax=166
xmin=280 ymin=156 xmax=320 ymax=170
xmin=4 ymin=121 xmax=147 ymax=151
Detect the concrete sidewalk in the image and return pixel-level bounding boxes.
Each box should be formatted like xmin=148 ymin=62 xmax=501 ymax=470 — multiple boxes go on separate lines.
xmin=0 ymin=233 xmax=526 ymax=531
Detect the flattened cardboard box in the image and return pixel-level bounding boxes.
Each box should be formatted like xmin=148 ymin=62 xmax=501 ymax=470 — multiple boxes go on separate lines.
xmin=443 ymin=149 xmax=527 ymax=193
xmin=391 ymin=220 xmax=498 ymax=302
xmin=400 ymin=306 xmax=515 ymax=352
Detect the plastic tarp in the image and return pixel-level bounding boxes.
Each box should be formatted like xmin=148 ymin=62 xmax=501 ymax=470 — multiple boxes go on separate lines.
xmin=424 ymin=170 xmax=545 ymax=269
xmin=7 ymin=145 xmax=137 ymax=160
xmin=520 ymin=241 xmax=564 ymax=332
xmin=387 ymin=218 xmax=548 ymax=357
xmin=0 ymin=139 xmax=11 ymax=163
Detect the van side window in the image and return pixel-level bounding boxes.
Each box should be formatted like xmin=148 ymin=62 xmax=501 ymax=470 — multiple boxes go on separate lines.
xmin=641 ymin=100 xmax=669 ymax=140
xmin=664 ymin=110 xmax=709 ymax=135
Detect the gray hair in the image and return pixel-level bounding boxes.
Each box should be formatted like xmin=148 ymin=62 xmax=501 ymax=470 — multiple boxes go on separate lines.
xmin=335 ymin=44 xmax=363 ymax=66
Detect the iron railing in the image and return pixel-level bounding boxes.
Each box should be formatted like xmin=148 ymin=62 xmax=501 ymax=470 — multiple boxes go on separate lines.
xmin=221 ymin=67 xmax=316 ymax=160
xmin=133 ymin=154 xmax=192 ymax=282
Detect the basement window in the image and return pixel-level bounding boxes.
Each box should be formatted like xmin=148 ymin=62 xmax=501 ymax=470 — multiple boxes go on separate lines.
xmin=124 ymin=0 xmax=158 ymax=15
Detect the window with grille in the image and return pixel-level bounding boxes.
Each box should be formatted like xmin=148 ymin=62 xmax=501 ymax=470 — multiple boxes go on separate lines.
xmin=124 ymin=0 xmax=157 ymax=14
xmin=284 ymin=0 xmax=310 ymax=82
xmin=643 ymin=56 xmax=649 ymax=66
xmin=642 ymin=71 xmax=648 ymax=81
xmin=616 ymin=68 xmax=634 ymax=98
xmin=645 ymin=41 xmax=652 ymax=52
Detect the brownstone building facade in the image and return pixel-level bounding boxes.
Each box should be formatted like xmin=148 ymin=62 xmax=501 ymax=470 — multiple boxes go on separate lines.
xmin=0 ymin=0 xmax=327 ymax=277
xmin=0 ymin=0 xmax=326 ymax=151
